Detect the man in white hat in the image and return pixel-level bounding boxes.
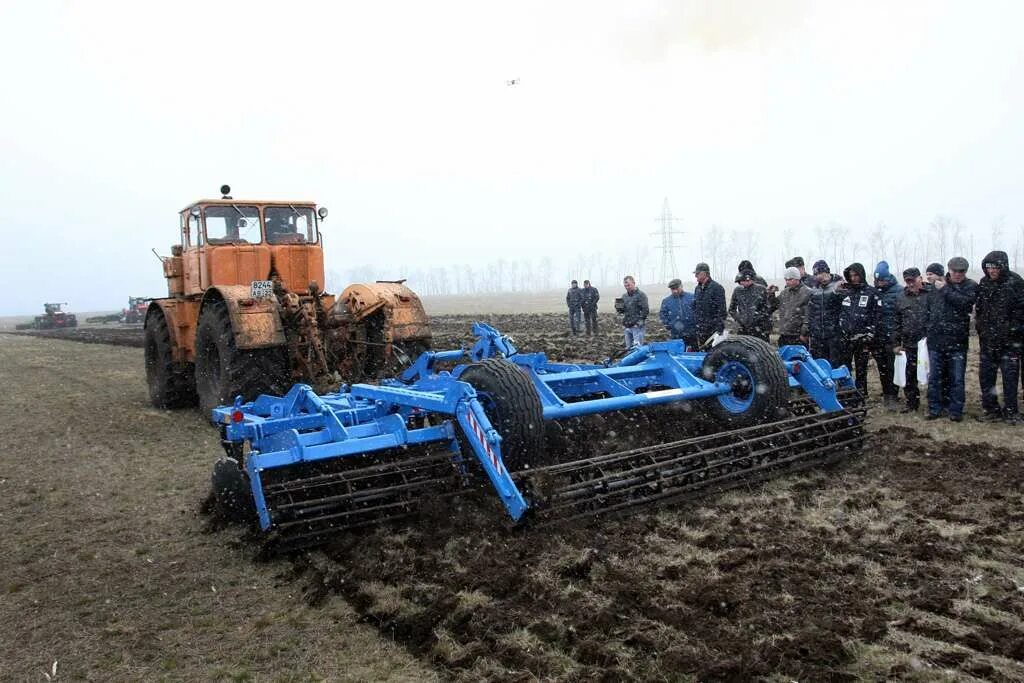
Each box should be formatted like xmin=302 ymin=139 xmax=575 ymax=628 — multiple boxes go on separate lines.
xmin=771 ymin=266 xmax=812 ymax=347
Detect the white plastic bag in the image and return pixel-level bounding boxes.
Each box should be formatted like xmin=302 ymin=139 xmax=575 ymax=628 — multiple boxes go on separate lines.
xmin=916 ymin=338 xmax=929 ymax=385
xmin=893 ymin=351 xmax=907 ymax=387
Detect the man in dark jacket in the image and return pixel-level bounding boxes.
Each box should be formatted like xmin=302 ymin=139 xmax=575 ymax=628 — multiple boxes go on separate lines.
xmin=806 ymin=260 xmax=844 ymax=366
xmin=974 ymin=250 xmax=1024 ymax=424
xmin=925 ymin=256 xmax=978 ymax=422
xmin=617 ymin=275 xmax=649 ymax=348
xmin=772 ymin=266 xmax=811 ymax=346
xmin=736 ymin=260 xmax=768 ymax=287
xmin=659 ymin=279 xmax=697 ymax=349
xmin=729 ymin=270 xmax=773 ymax=341
xmin=893 ymin=267 xmax=930 ymax=412
xmin=580 ymin=279 xmax=600 ymax=335
xmin=872 ymin=261 xmax=902 ymax=409
xmin=785 ymin=256 xmax=815 ymax=287
xmin=834 ymin=263 xmax=882 ymax=397
xmin=693 ymin=263 xmax=727 ymax=347
xmin=566 ymin=280 xmax=583 ymax=335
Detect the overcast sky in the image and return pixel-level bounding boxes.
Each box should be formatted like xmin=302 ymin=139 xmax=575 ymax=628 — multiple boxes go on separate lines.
xmin=2 ymin=1 xmax=1023 ymax=313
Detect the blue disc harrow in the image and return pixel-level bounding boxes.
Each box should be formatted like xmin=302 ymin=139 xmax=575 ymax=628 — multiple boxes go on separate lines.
xmin=210 ymin=324 xmax=865 ymax=549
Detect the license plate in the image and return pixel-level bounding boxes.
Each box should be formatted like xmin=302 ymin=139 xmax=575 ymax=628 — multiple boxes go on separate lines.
xmin=250 ymin=280 xmax=274 ymax=299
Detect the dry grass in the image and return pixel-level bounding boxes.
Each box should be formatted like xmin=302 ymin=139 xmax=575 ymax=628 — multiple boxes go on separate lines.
xmin=0 ymin=335 xmax=437 ymax=681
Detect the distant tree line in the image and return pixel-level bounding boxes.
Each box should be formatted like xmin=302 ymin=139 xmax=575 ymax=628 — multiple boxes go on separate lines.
xmin=327 ymin=215 xmax=1024 ymax=295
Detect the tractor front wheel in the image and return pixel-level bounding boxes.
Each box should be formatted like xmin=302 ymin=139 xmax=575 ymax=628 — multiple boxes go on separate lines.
xmin=700 ymin=336 xmax=789 ymax=428
xmin=458 ymin=358 xmax=545 ymax=471
xmin=194 ymin=300 xmax=289 ymax=418
xmin=144 ymin=309 xmax=197 ymax=409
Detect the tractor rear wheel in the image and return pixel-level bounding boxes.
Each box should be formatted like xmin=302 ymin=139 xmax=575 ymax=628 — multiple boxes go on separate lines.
xmin=459 ymin=358 xmax=545 ymax=471
xmin=144 ymin=309 xmax=197 ymax=409
xmin=700 ymin=336 xmax=789 ymax=428
xmin=194 ymin=300 xmax=290 ymax=418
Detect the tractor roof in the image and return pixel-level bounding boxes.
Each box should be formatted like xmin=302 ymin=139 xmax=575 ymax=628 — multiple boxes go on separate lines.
xmin=182 ymin=199 xmax=318 ymax=212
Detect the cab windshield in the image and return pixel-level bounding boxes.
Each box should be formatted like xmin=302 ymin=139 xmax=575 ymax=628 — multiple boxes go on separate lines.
xmin=204 ymin=205 xmax=262 ymax=244
xmin=265 ymin=206 xmax=317 ymax=245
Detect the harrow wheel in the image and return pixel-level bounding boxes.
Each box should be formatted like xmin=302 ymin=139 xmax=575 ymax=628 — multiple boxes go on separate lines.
xmin=459 ymin=358 xmax=545 ymax=471
xmin=211 ymin=457 xmax=258 ymax=526
xmin=194 ymin=299 xmax=290 ymax=417
xmin=701 ymin=336 xmax=788 ymax=427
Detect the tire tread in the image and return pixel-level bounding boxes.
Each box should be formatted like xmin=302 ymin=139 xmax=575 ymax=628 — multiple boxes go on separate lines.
xmin=459 ymin=358 xmax=545 ymax=471
xmin=145 ymin=309 xmax=197 ymax=409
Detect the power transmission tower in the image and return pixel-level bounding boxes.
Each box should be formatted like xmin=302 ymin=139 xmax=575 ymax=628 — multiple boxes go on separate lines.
xmin=652 ymin=198 xmax=684 ymax=283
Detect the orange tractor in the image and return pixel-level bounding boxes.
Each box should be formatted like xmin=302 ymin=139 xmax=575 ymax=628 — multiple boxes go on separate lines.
xmin=145 ymin=186 xmax=432 ymax=414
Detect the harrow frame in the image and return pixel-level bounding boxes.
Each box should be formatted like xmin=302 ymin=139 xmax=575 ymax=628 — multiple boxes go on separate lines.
xmin=212 ymin=323 xmax=856 ymax=535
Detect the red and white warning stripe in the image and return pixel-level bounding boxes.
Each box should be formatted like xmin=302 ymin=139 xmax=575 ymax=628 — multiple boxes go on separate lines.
xmin=465 ymin=410 xmax=503 ymax=477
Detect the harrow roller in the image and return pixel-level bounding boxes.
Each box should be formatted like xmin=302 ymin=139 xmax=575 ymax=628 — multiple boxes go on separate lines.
xmin=519 ymin=406 xmax=865 ymax=525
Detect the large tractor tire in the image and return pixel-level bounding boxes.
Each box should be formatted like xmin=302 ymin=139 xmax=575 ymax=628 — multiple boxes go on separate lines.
xmin=701 ymin=336 xmax=789 ymax=428
xmin=194 ymin=299 xmax=290 ymax=418
xmin=459 ymin=358 xmax=545 ymax=471
xmin=144 ymin=309 xmax=197 ymax=409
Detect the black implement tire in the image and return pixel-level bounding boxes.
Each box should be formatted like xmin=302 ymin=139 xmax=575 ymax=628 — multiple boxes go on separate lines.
xmin=459 ymin=358 xmax=545 ymax=471
xmin=701 ymin=336 xmax=789 ymax=428
xmin=194 ymin=300 xmax=290 ymax=418
xmin=144 ymin=309 xmax=197 ymax=409
xmin=211 ymin=457 xmax=258 ymax=526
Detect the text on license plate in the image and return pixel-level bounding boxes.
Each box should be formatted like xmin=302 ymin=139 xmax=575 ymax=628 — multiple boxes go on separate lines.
xmin=250 ymin=280 xmax=274 ymax=299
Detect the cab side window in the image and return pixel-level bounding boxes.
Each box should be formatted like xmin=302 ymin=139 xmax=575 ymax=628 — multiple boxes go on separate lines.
xmin=186 ymin=212 xmax=201 ymax=247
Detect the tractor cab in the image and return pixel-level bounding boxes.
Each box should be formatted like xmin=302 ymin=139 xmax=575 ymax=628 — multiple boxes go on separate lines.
xmin=168 ymin=185 xmax=329 ymax=297
xmin=44 ymin=303 xmax=66 ymax=315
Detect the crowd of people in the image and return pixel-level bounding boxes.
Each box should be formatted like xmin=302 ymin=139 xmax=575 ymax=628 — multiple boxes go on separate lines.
xmin=566 ymin=251 xmax=1024 ymax=425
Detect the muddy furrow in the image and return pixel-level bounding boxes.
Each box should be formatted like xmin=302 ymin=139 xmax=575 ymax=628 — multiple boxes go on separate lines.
xmin=281 ymin=426 xmax=1024 ymax=681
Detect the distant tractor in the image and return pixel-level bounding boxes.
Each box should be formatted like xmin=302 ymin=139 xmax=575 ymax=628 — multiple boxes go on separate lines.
xmin=16 ymin=303 xmax=78 ymax=330
xmin=122 ymin=297 xmax=148 ymax=324
xmin=145 ymin=186 xmax=432 ymax=414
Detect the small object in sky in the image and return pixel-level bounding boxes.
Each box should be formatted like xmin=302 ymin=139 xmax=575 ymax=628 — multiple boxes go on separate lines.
xmin=506 ymin=78 xmax=520 ymax=86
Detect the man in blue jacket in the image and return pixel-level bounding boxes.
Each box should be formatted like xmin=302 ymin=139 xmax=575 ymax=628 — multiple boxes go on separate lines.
xmin=693 ymin=263 xmax=727 ymax=347
xmin=659 ymin=278 xmax=697 ymax=349
xmin=834 ymin=263 xmax=882 ymax=397
xmin=925 ymin=256 xmax=978 ymax=422
xmin=872 ymin=261 xmax=903 ymax=410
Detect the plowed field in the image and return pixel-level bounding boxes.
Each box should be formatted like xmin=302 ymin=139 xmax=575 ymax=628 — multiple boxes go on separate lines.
xmin=2 ymin=314 xmax=1022 ymax=681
